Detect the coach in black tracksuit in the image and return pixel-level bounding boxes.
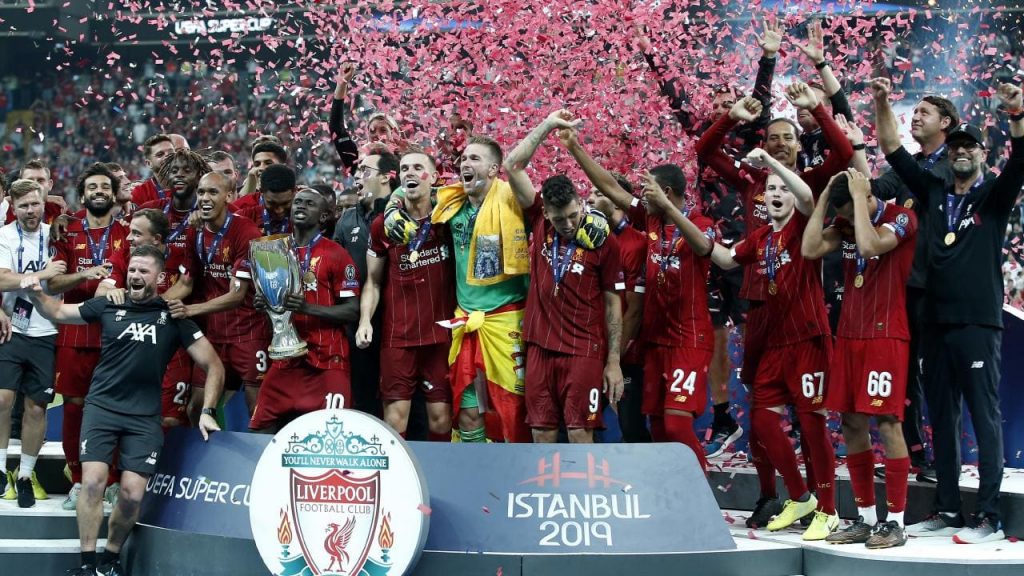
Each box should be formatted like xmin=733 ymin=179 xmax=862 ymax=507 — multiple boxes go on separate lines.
xmin=875 ymin=77 xmax=1024 ymax=542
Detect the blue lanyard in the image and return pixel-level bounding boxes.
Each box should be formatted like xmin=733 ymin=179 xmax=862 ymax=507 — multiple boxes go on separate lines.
xmin=923 ymin=145 xmax=947 ymax=169
xmin=154 ymin=177 xmax=166 ymax=201
xmin=196 ymin=214 xmax=233 ymax=267
xmin=765 ymin=230 xmax=779 ymax=284
xmin=855 ymin=200 xmax=888 ymax=276
xmin=163 ymin=199 xmax=195 ymax=244
xmin=292 ymin=232 xmax=322 ymax=277
xmin=613 ymin=217 xmax=630 ymax=235
xmin=15 ymin=222 xmax=44 ymax=274
xmin=262 ymin=206 xmax=288 ymax=236
xmin=945 ymin=178 xmax=982 ymax=233
xmin=409 ymin=218 xmax=433 ymax=253
xmin=551 ymin=233 xmax=577 ymax=289
xmin=659 ymin=208 xmax=688 ymax=275
xmin=82 ymin=219 xmax=112 ymax=266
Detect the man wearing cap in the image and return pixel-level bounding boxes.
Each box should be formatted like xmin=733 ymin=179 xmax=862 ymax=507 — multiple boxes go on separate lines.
xmin=873 ymin=77 xmax=1024 ymax=544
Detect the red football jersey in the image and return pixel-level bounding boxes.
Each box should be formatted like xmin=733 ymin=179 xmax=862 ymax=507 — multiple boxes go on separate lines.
xmin=292 ymin=237 xmax=361 ymax=368
xmin=235 ymin=203 xmax=291 ymax=237
xmin=130 ymin=177 xmax=166 ymax=206
xmin=834 ymin=203 xmax=918 ymax=340
xmin=626 ymin=200 xmax=715 ymax=351
xmin=52 ymin=217 xmax=130 ymax=348
xmin=228 ymin=192 xmax=261 ymax=212
xmin=368 ymin=213 xmax=455 ymax=348
xmin=522 ymin=201 xmax=622 ymax=359
xmin=733 ymin=211 xmax=830 ymax=347
xmin=614 ymin=221 xmax=648 ymax=365
xmin=187 ymin=214 xmax=269 ymax=343
xmin=105 ymin=238 xmax=197 ymax=295
xmin=4 ymin=201 xmax=65 ymax=225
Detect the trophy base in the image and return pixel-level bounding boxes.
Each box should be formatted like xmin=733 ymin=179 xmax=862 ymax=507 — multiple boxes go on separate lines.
xmin=268 ymin=343 xmax=308 ymax=361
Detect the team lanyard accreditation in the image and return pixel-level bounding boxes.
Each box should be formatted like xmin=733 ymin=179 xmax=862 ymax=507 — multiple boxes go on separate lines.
xmin=15 ymin=222 xmax=44 ymax=273
xmin=197 ymin=214 xmax=233 ymax=267
xmin=550 ymin=232 xmax=576 ymax=297
xmin=853 ymin=200 xmax=887 ymax=288
xmin=82 ymin=219 xmax=112 ymax=266
xmin=923 ymin=144 xmax=947 ymax=169
xmin=944 ymin=177 xmax=982 ymax=246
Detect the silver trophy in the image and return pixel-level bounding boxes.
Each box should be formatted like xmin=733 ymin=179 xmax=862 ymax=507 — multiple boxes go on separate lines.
xmin=250 ymin=234 xmax=308 ymax=360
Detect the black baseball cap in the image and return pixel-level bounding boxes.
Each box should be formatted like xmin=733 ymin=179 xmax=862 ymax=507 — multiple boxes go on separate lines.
xmin=946 ymin=123 xmax=985 ymax=148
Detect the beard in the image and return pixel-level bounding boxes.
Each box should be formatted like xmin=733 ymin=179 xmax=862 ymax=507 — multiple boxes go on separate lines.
xmin=951 ymin=161 xmax=978 ymax=180
xmin=85 ymin=197 xmax=114 ymax=217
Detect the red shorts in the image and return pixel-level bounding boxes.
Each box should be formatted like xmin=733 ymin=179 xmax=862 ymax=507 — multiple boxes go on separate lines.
xmin=826 ymin=337 xmax=909 ymax=419
xmin=642 ymin=345 xmax=713 ymax=416
xmin=525 ymin=346 xmax=604 ymax=430
xmin=753 ymin=336 xmax=832 ymax=412
xmin=379 ymin=343 xmax=452 ymax=404
xmin=54 ymin=347 xmax=101 ymax=398
xmin=194 ymin=339 xmax=269 ymax=390
xmin=741 ymin=304 xmax=770 ymax=384
xmin=249 ymin=359 xmax=350 ymax=430
xmin=161 ymin=349 xmax=193 ymax=422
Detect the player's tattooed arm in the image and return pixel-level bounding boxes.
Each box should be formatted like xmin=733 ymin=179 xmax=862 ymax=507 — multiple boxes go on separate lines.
xmin=603 ymin=291 xmax=624 ymax=406
xmin=505 ymin=109 xmax=582 ymax=208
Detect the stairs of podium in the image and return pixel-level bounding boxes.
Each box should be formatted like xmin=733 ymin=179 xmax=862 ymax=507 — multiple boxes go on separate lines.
xmin=0 ymin=441 xmax=108 ymax=574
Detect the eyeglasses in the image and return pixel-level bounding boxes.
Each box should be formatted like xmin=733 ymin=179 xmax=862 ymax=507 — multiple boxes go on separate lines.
xmin=356 ymin=165 xmax=380 ymax=177
xmin=949 ymin=142 xmax=981 ymax=152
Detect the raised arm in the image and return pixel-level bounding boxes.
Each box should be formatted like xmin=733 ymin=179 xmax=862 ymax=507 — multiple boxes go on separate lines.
xmin=0 ymin=259 xmax=66 ymax=292
xmin=834 ymin=115 xmax=871 ymax=176
xmin=330 ymin=64 xmax=359 ymax=176
xmin=694 ymin=97 xmax=764 ymax=191
xmin=503 ymin=109 xmax=580 ymax=208
xmin=847 ymin=169 xmax=899 ymax=259
xmin=795 ymin=19 xmax=849 ymax=117
xmin=871 ymin=77 xmax=902 ymax=155
xmin=801 ymin=174 xmax=844 ymax=260
xmin=745 ymin=148 xmax=815 ymax=216
xmin=641 ymin=172 xmax=714 ymax=256
xmin=561 ymin=128 xmax=635 ymax=211
xmin=993 ymin=82 xmax=1024 ymax=212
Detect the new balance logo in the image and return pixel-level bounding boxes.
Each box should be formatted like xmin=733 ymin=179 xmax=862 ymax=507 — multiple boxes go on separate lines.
xmin=971 ymin=361 xmax=985 ymax=369
xmin=145 ymin=452 xmax=158 ymax=465
xmin=118 ymin=322 xmax=158 ymax=344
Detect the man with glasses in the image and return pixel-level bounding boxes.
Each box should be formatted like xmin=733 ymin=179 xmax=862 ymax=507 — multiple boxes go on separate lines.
xmin=332 ymin=151 xmax=400 ymax=418
xmin=873 ymin=77 xmax=1024 ymax=544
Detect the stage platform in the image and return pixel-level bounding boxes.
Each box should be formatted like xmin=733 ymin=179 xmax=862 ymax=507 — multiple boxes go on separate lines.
xmin=1 ymin=441 xmax=1022 ymax=575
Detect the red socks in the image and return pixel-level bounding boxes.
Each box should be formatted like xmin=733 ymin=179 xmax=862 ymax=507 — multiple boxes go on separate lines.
xmin=649 ymin=415 xmax=667 ymax=442
xmin=664 ymin=413 xmax=707 ymax=471
xmin=797 ymin=412 xmax=836 ymax=515
xmin=748 ymin=426 xmax=778 ymax=498
xmin=846 ymin=449 xmax=877 ymax=509
xmin=63 ymin=401 xmax=84 ymax=484
xmin=751 ymin=408 xmax=806 ymax=499
xmin=428 ymin=431 xmax=451 ymax=442
xmin=884 ymin=456 xmax=910 ymax=513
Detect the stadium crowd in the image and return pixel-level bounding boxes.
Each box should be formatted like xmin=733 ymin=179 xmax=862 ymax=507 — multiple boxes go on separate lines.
xmin=0 ymin=14 xmax=1021 ymax=576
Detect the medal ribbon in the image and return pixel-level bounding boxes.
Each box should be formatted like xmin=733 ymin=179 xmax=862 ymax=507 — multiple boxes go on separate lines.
xmin=551 ymin=233 xmax=577 ymax=291
xmin=658 ymin=207 xmax=688 ymax=278
xmin=83 ymin=219 xmax=113 ymax=266
xmin=262 ymin=206 xmax=288 ymax=236
xmin=163 ymin=199 xmax=196 ymax=244
xmin=409 ymin=218 xmax=432 ymax=254
xmin=16 ymin=222 xmax=44 ymax=274
xmin=923 ymin=144 xmax=947 ymax=169
xmin=196 ymin=214 xmax=233 ymax=267
xmin=293 ymin=233 xmax=322 ymax=279
xmin=764 ymin=230 xmax=779 ymax=286
xmin=945 ymin=177 xmax=982 ymax=235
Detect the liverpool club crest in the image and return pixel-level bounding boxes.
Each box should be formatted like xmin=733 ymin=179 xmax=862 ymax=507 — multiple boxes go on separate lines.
xmin=250 ymin=410 xmax=429 ymax=576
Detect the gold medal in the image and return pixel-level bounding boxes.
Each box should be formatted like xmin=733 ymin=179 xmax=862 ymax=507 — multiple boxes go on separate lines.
xmin=854 ymin=274 xmax=864 ymax=288
xmin=303 ymin=270 xmax=315 ymax=284
xmin=944 ymin=232 xmax=956 ymax=246
xmin=768 ymin=280 xmax=778 ymax=295
xmin=649 ymin=232 xmax=658 ymax=241
xmin=657 ymin=270 xmax=666 ymax=286
xmin=553 ymin=285 xmax=560 ymax=297
xmin=904 ymin=198 xmax=914 ymax=209
xmin=409 ymin=250 xmax=419 ymax=264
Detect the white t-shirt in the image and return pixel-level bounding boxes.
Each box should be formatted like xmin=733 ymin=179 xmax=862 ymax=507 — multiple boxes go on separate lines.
xmin=0 ymin=221 xmax=57 ymax=337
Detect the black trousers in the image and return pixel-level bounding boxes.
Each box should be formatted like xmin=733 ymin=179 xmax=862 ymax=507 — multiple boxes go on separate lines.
xmin=922 ymin=324 xmax=1004 ymax=520
xmin=617 ymin=362 xmax=650 ymax=443
xmin=903 ymin=286 xmax=928 ymax=464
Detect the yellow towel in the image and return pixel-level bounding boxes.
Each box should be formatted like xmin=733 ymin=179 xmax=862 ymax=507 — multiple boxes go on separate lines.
xmin=432 ymin=179 xmax=529 ymax=286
